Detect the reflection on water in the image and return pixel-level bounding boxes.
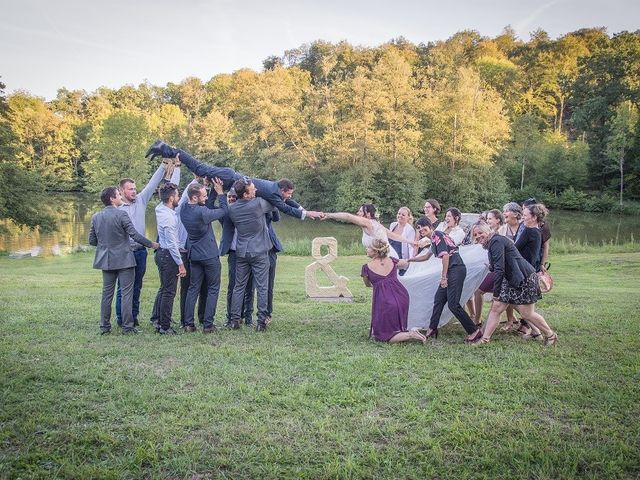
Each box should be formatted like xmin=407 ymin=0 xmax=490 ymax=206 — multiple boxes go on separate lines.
xmin=1 ymin=193 xmax=638 ymax=255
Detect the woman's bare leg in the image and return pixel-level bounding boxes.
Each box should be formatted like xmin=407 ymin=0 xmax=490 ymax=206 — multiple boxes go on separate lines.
xmin=389 ymin=331 xmax=426 ymax=343
xmin=482 ymin=301 xmax=509 ymax=340
xmin=473 ymin=290 xmax=484 ymax=325
xmin=515 ymin=304 xmax=553 ymax=337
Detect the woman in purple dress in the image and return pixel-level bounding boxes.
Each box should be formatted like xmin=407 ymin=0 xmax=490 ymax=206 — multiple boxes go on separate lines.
xmin=361 ymin=239 xmax=426 ymax=344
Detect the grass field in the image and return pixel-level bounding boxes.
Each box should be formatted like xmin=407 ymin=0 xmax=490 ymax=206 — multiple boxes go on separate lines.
xmin=1 ymin=252 xmax=639 ymax=479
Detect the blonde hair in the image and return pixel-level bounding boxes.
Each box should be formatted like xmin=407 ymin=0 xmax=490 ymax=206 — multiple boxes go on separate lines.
xmin=471 ymin=221 xmax=493 ymax=242
xmin=369 ymin=239 xmax=390 ymax=258
xmin=397 ymin=206 xmax=414 ymax=225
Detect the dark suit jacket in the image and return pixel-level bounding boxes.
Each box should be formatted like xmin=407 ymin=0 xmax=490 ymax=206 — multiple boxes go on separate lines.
xmin=178 ymin=149 xmax=305 ymax=219
xmin=251 ymin=178 xmax=303 ymax=219
xmin=227 ymin=197 xmax=274 ymax=257
xmin=89 ymin=206 xmax=153 ymax=270
xmin=219 ymin=214 xmax=235 ymax=256
xmin=266 ymin=209 xmax=283 ymax=253
xmin=488 ymin=234 xmax=536 ymax=297
xmin=180 ymin=194 xmax=228 ymax=261
xmin=220 ymin=208 xmax=282 ymax=255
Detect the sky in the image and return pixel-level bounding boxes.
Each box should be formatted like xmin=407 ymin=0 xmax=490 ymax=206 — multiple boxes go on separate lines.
xmin=1 ymin=0 xmax=638 ymax=100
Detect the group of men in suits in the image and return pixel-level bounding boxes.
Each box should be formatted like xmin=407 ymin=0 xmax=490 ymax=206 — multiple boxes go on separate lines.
xmin=90 ymin=140 xmax=323 ymax=335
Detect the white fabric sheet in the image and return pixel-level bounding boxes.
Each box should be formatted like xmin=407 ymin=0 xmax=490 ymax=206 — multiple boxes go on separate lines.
xmin=399 ymin=244 xmax=489 ymax=330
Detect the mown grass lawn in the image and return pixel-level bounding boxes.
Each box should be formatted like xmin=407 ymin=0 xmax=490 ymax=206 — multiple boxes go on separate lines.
xmin=1 ymin=252 xmax=639 ymax=479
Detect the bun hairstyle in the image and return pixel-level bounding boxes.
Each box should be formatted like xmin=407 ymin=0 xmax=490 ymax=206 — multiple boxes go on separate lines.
xmin=370 ymin=239 xmax=390 ymax=258
xmin=525 ymin=203 xmax=548 ymax=224
xmin=361 ymin=203 xmax=378 ymax=220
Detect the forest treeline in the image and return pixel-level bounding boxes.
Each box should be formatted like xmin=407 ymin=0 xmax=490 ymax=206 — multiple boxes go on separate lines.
xmin=1 ymin=27 xmax=639 ymax=231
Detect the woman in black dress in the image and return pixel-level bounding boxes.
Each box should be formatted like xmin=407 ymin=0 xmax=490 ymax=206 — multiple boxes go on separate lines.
xmin=470 ymin=222 xmax=557 ymax=346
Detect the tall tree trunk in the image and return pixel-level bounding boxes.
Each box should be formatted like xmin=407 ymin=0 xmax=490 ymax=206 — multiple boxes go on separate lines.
xmin=451 ymin=113 xmax=457 ymax=174
xmin=619 ymin=149 xmax=624 ymax=205
xmin=558 ymin=97 xmax=564 ymax=134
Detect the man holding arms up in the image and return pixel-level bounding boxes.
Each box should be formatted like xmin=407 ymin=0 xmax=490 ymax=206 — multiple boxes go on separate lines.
xmin=116 ymin=160 xmax=180 ymax=327
xmin=180 ymin=178 xmax=227 ymax=333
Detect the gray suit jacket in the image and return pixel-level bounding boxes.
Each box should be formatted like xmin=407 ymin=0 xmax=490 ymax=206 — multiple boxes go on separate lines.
xmin=89 ymin=206 xmax=153 ymax=270
xmin=227 ymin=197 xmax=274 ymax=257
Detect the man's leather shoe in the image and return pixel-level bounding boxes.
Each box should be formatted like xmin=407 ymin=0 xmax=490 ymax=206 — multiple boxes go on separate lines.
xmin=158 ymin=327 xmax=178 ymax=335
xmin=183 ymin=325 xmax=197 ymax=333
xmin=256 ymin=323 xmax=267 ymax=332
xmin=229 ymin=321 xmax=241 ymax=330
xmin=145 ymin=140 xmax=179 ymax=160
xmin=203 ymin=325 xmax=218 ymax=334
xmin=100 ymin=329 xmax=111 ymax=335
xmin=122 ymin=328 xmax=139 ymax=335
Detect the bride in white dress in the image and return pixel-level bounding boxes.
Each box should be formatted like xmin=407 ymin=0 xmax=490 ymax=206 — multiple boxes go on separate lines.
xmin=397 ymin=217 xmax=489 ymax=331
xmin=323 ymin=207 xmax=488 ymax=332
xmin=323 ymin=204 xmax=414 ymax=258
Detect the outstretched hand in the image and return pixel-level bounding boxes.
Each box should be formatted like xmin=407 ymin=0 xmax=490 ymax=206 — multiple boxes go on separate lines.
xmin=212 ymin=177 xmax=224 ymax=195
xmin=306 ymin=210 xmax=325 ymax=220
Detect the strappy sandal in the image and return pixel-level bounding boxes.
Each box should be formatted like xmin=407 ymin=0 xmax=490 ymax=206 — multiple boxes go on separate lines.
xmin=470 ymin=336 xmax=490 ymax=346
xmin=521 ymin=332 xmax=541 ymax=340
xmin=543 ymin=333 xmax=558 ymax=347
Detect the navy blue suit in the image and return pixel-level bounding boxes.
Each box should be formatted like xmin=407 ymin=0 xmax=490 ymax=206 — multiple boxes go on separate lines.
xmin=178 ymin=149 xmax=304 ymax=219
xmin=265 ymin=210 xmax=282 ymax=316
xmin=180 ymin=194 xmax=227 ymax=328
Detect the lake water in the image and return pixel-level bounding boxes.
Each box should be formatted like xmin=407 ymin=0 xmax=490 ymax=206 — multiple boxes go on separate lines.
xmin=1 ymin=192 xmax=638 ymax=255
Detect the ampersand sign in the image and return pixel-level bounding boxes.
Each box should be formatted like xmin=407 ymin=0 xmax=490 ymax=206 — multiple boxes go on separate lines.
xmin=304 ymin=237 xmax=352 ymax=300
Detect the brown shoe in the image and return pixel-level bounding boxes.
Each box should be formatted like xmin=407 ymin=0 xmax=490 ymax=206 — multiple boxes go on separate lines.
xmin=203 ymin=326 xmax=218 ymax=334
xmin=184 ymin=325 xmax=197 ymax=333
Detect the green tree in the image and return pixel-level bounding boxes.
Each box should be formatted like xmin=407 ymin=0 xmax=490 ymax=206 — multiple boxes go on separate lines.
xmin=572 ymin=31 xmax=640 ymax=191
xmin=5 ymin=93 xmax=77 ymax=187
xmin=604 ymin=101 xmax=639 ymax=204
xmin=0 ymin=163 xmax=57 ymax=233
xmin=83 ymin=111 xmax=154 ymax=192
xmin=422 ymin=66 xmax=510 ymax=174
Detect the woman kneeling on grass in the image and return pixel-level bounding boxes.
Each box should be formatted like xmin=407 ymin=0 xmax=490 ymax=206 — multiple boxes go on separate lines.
xmin=470 ymin=222 xmax=557 ymax=346
xmin=361 ymin=239 xmax=426 ymax=344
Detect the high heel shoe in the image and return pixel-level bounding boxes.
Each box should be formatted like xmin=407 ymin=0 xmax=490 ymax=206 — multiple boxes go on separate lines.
xmin=465 ymin=329 xmax=483 ymax=343
xmin=425 ymin=328 xmax=438 ymax=339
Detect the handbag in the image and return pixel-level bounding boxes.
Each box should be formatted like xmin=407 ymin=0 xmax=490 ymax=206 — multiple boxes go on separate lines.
xmin=537 ymin=262 xmax=554 ymax=293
